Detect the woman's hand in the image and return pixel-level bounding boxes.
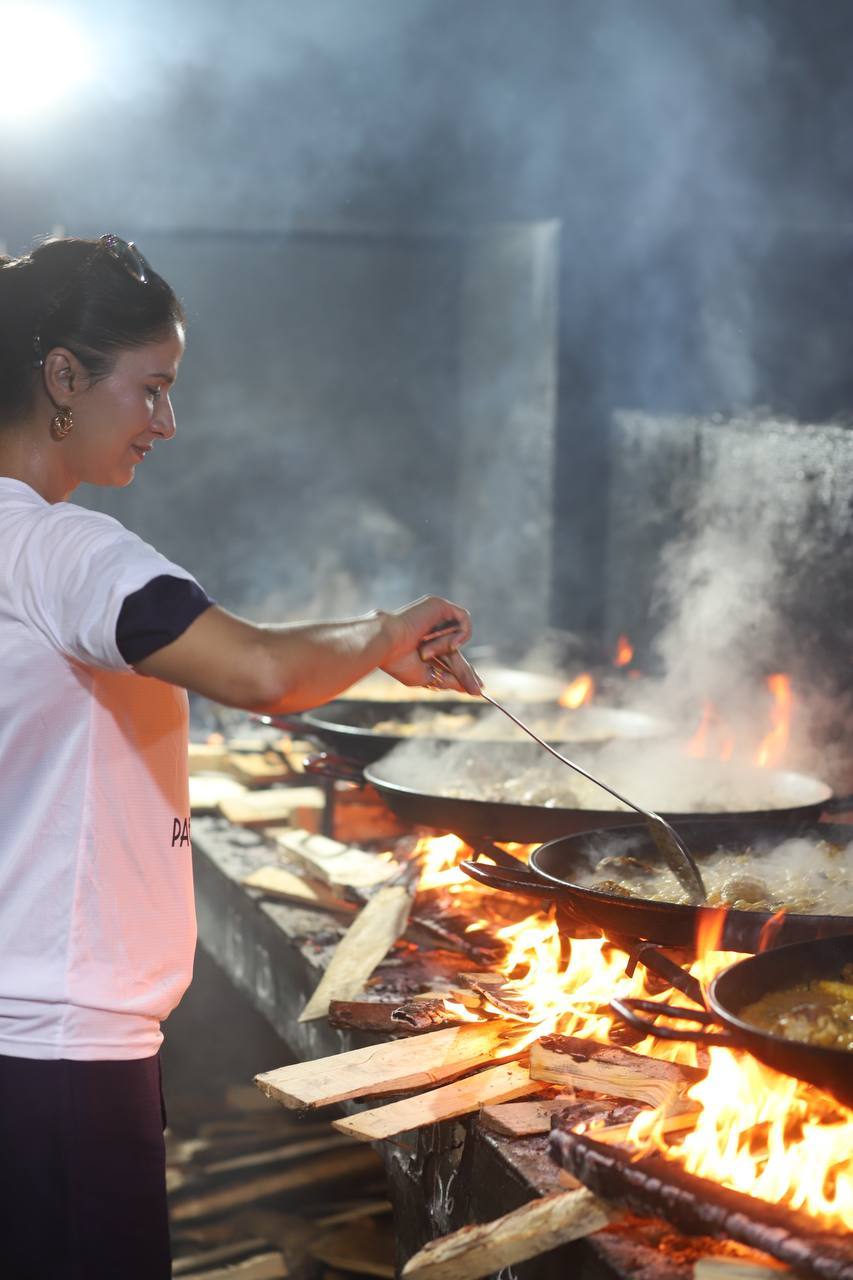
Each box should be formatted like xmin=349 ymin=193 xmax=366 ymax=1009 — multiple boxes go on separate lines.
xmin=379 ymin=596 xmax=481 ymax=696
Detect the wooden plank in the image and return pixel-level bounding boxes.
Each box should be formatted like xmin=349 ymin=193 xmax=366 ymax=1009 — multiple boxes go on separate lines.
xmin=694 ymin=1261 xmax=793 ymax=1279
xmin=589 ymin=1098 xmax=701 ymax=1145
xmin=272 ymin=828 xmax=401 ymax=889
xmin=202 ymin=1133 xmax=355 ymax=1177
xmin=219 ymin=788 xmax=325 ymax=827
xmin=171 ymin=1239 xmax=278 ymax=1276
xmin=479 ymin=1094 xmax=575 ymax=1138
xmin=333 ymin=1061 xmax=545 ymax=1141
xmin=186 ymin=1254 xmax=287 ymax=1280
xmin=190 ymin=773 xmax=247 ymax=813
xmin=170 ymin=1147 xmax=381 ymax=1223
xmin=299 ymin=884 xmax=415 ymax=1022
xmin=327 ymin=998 xmax=459 ymax=1034
xmin=400 ymin=1187 xmax=619 ymax=1280
xmin=242 ymin=865 xmax=356 ymax=915
xmin=255 ymin=1020 xmax=526 ymax=1110
xmin=225 ymin=752 xmax=293 ymax=787
xmin=314 ymin=1200 xmax=393 ymax=1229
xmin=530 ymin=1035 xmax=705 ymax=1108
xmin=188 ymin=742 xmax=233 ymax=774
xmin=459 ymin=972 xmax=530 ymax=1019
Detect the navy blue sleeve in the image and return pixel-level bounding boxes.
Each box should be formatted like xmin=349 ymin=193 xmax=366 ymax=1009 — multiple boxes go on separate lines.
xmin=116 ymin=575 xmax=215 ymax=664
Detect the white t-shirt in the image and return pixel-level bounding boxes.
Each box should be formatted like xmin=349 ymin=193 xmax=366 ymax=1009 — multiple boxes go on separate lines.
xmin=0 ymin=478 xmax=198 ymax=1060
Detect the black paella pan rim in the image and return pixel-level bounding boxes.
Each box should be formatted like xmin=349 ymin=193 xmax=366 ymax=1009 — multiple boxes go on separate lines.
xmin=302 ymin=699 xmax=671 ymax=766
xmin=528 ymin=817 xmax=852 ymax=950
xmin=708 ymin=933 xmax=853 ymax=1106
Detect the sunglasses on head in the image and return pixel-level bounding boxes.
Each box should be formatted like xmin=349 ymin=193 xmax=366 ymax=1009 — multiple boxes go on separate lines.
xmin=98 ymin=234 xmax=152 ymax=285
xmin=32 ymin=233 xmax=154 ymax=367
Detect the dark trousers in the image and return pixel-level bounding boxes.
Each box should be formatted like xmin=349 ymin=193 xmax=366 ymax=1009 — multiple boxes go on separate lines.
xmin=0 ymin=1052 xmax=171 ymax=1280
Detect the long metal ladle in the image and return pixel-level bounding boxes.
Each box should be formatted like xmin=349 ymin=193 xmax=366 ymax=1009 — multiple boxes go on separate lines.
xmin=430 ymin=654 xmax=708 ymax=904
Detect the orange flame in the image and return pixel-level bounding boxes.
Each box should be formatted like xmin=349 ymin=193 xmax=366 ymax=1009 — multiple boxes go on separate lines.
xmin=686 ymin=700 xmax=714 ymax=758
xmin=686 ymin=701 xmax=739 ymax=762
xmin=614 ymin=635 xmax=634 ymax=667
xmin=755 ymin=674 xmax=792 ymax=768
xmin=559 ymin=673 xmax=596 ymax=709
xmin=412 ymin=833 xmax=853 ymax=1229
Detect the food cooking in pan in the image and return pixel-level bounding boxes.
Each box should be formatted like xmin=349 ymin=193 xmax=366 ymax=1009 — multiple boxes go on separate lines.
xmin=740 ymin=964 xmax=853 ymax=1051
xmin=578 ymin=836 xmax=853 ymax=914
xmin=369 ymin=706 xmax=656 ymax=743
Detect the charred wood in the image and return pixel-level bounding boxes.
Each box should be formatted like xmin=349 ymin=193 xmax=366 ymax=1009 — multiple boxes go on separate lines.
xmin=550 ymin=1128 xmax=853 ymax=1280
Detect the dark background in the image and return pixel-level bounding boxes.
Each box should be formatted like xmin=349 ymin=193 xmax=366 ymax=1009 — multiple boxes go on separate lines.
xmin=3 ymin=0 xmax=853 ymax=646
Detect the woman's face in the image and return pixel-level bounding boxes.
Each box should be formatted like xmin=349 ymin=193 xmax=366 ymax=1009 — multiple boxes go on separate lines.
xmin=65 ymin=324 xmax=185 ymax=488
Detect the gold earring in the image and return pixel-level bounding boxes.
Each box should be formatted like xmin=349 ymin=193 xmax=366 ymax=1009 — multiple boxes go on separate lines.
xmin=50 ymin=406 xmax=73 ymax=441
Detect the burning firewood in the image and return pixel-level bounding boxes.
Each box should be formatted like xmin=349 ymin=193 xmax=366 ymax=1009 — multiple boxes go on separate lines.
xmin=458 ymin=971 xmax=531 ymax=1019
xmin=693 ymin=1260 xmax=793 ymax=1278
xmin=332 ymin=1060 xmax=546 ymax=1142
xmin=327 ymin=997 xmax=462 ymax=1033
xmin=399 ymin=1187 xmax=620 ymax=1280
xmin=255 ymin=1019 xmax=528 ymax=1110
xmin=530 ymin=1034 xmax=705 ymax=1108
xmin=550 ymin=1128 xmax=853 ymax=1280
xmin=299 ymin=882 xmax=415 ymax=1021
xmin=479 ymin=1094 xmax=576 ymax=1137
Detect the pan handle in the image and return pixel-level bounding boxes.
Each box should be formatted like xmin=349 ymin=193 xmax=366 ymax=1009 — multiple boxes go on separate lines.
xmin=303 ymin=752 xmax=366 ymax=786
xmin=252 ymin=712 xmax=310 ymax=736
xmin=610 ymin=996 xmax=735 ymax=1046
xmin=460 ymin=858 xmax=575 ymax=899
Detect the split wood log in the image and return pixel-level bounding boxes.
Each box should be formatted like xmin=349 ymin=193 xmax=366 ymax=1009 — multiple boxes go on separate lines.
xmin=479 ymin=1094 xmax=576 ymax=1138
xmin=327 ymin=998 xmax=460 ymax=1034
xmin=272 ymin=828 xmax=401 ymax=888
xmin=586 ymin=1096 xmax=701 ymax=1145
xmin=190 ymin=773 xmax=247 ymax=814
xmin=188 ymin=742 xmax=234 ymax=774
xmin=405 ymin=915 xmax=503 ymax=965
xmin=459 ymin=972 xmax=531 ymax=1019
xmin=225 ymin=751 xmax=293 ymax=786
xmin=299 ymin=883 xmax=415 ymax=1021
xmin=170 ymin=1146 xmax=381 ymax=1223
xmin=400 ymin=1187 xmax=619 ymax=1280
xmin=333 ymin=1060 xmax=545 ymax=1141
xmin=255 ymin=1019 xmax=527 ymax=1110
xmin=550 ymin=1128 xmax=853 ymax=1280
xmin=693 ymin=1260 xmax=792 ymax=1279
xmin=314 ymin=1200 xmax=393 ymax=1228
xmin=242 ymin=865 xmax=357 ymax=915
xmin=201 ymin=1133 xmax=355 ymax=1177
xmin=530 ymin=1035 xmax=705 ymax=1108
xmin=219 ymin=789 xmax=325 ymax=828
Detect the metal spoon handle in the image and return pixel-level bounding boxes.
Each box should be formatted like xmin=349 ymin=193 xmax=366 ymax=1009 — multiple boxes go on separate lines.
xmin=477 ymin=689 xmax=644 ymax=816
xmin=430 ymin=658 xmax=707 ymax=904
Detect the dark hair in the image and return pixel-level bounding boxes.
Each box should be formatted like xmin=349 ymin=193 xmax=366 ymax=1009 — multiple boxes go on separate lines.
xmin=0 ymin=236 xmax=185 ymax=425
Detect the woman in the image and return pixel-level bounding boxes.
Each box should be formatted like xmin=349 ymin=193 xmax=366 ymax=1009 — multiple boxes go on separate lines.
xmin=0 ymin=234 xmax=479 ymax=1279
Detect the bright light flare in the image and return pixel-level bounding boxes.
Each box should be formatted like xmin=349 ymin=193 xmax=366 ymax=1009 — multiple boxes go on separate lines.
xmin=0 ymin=8 xmax=93 ymax=123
